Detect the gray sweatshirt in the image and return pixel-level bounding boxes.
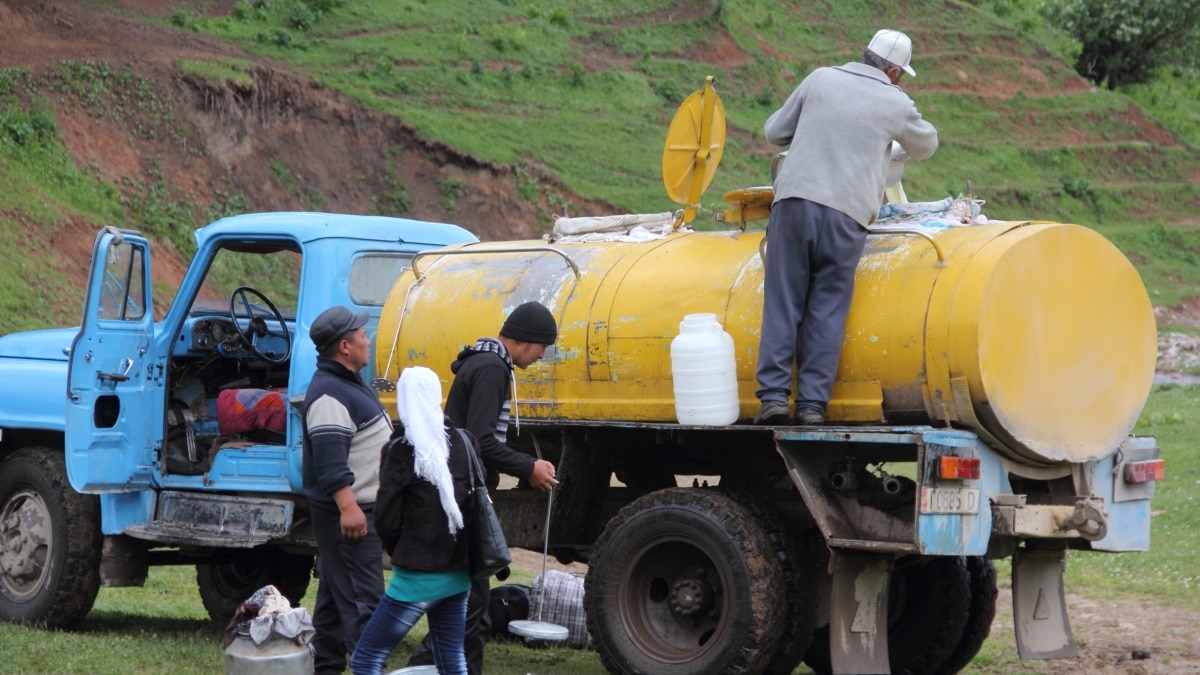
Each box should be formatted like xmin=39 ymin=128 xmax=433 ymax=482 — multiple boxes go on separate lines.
xmin=765 ymin=61 xmax=938 ymax=226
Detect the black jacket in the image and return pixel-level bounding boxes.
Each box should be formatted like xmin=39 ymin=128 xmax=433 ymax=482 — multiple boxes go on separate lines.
xmin=375 ymin=419 xmax=478 ymax=571
xmin=446 ymin=339 xmax=536 ymax=487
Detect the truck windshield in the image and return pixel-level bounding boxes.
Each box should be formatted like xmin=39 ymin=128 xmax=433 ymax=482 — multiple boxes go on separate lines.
xmin=189 ymin=247 xmax=301 ymax=316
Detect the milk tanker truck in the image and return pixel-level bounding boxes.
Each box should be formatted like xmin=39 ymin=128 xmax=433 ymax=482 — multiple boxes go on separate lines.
xmin=373 ymin=81 xmax=1164 ymax=674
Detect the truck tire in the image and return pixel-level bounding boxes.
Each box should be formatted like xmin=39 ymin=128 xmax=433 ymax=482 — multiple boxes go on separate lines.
xmin=585 ymin=488 xmax=785 ymax=675
xmin=934 ymin=556 xmax=998 ymax=675
xmin=718 ymin=490 xmax=820 ymax=675
xmin=804 ymin=555 xmax=971 ymax=675
xmin=196 ymin=547 xmax=313 ymax=622
xmin=0 ymin=447 xmax=101 ymax=629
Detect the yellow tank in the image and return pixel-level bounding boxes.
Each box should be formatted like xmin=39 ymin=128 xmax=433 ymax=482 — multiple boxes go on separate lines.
xmin=376 ymin=221 xmax=1156 ymax=465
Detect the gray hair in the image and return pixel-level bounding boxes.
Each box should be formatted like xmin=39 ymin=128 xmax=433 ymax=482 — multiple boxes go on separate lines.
xmin=863 ymin=49 xmax=894 ymax=73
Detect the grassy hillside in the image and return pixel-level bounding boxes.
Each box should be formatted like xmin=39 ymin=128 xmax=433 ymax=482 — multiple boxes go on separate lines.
xmin=176 ymin=0 xmax=1200 ymax=300
xmin=0 ymin=0 xmax=1198 ymax=333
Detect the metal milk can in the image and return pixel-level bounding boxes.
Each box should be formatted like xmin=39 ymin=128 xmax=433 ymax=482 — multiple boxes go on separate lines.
xmin=224 ymin=621 xmax=313 ymax=675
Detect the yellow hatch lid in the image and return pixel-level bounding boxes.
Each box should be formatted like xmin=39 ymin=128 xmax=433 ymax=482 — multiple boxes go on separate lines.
xmin=945 ymin=223 xmax=1157 ymax=463
xmin=662 ymin=76 xmax=725 ymax=226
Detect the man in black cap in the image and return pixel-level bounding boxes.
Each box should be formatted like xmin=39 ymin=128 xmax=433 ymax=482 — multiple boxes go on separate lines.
xmin=301 ymin=305 xmax=391 ymax=674
xmin=407 ymin=300 xmax=558 ymax=675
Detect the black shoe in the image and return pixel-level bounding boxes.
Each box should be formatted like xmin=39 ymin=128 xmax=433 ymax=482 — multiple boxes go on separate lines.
xmin=754 ymin=401 xmax=789 ymax=425
xmin=795 ymin=408 xmax=824 ymax=425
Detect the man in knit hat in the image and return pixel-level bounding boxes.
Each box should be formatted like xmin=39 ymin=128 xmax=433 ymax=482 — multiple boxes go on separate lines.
xmin=755 ymin=28 xmax=938 ymax=426
xmin=406 ymin=300 xmax=558 ymax=675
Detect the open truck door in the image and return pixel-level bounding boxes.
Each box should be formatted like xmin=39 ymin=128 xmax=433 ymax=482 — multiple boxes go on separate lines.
xmin=65 ymin=227 xmax=163 ymax=492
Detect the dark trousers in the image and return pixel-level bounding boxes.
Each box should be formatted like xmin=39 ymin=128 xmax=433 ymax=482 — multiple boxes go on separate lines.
xmin=310 ymin=499 xmax=384 ymax=674
xmin=407 ymin=573 xmax=491 ymax=675
xmin=756 ymin=197 xmax=868 ymax=412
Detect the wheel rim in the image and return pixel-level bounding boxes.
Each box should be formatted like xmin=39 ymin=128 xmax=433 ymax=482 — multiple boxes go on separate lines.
xmin=618 ymin=536 xmax=730 ymax=665
xmin=0 ymin=487 xmax=54 ymax=601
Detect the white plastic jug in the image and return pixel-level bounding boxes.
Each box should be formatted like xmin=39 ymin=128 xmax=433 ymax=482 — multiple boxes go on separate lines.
xmin=670 ymin=313 xmax=739 ymax=425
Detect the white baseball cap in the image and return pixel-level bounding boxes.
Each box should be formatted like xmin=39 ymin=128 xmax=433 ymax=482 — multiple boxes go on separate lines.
xmin=867 ymin=29 xmax=916 ymax=77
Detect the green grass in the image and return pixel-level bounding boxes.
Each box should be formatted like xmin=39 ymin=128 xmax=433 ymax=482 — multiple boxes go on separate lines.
xmin=1059 ymin=383 xmax=1200 ymax=610
xmin=162 ymin=0 xmax=1198 ymax=252
xmin=0 ymin=564 xmax=608 ymax=674
xmin=1098 ymin=221 xmax=1200 ymax=306
xmin=176 ymin=57 xmax=256 ymax=87
xmin=1 ymin=0 xmax=1196 ymax=337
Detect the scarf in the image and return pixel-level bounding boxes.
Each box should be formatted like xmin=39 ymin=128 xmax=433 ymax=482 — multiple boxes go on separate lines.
xmin=396 ymin=366 xmax=463 ymax=534
xmin=463 ymin=336 xmax=521 ymax=434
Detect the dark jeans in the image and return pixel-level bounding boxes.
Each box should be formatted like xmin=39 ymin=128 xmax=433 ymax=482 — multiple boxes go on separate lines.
xmin=310 ymin=499 xmax=384 ymax=674
xmin=756 ymin=197 xmax=868 ymax=412
xmin=406 ymin=574 xmax=490 ymax=675
xmin=350 ymin=591 xmax=470 ymax=675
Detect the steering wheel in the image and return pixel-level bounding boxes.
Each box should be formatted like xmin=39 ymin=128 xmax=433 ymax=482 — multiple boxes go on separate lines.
xmin=228 ymin=286 xmax=291 ymax=365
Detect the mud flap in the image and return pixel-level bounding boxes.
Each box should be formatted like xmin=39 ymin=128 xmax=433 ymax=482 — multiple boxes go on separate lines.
xmin=1012 ymin=547 xmax=1077 ymax=659
xmin=829 ymin=551 xmax=892 ymax=674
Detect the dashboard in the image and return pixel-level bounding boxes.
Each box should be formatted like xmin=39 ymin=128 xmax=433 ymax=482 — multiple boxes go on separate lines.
xmin=178 ymin=314 xmax=292 ymax=358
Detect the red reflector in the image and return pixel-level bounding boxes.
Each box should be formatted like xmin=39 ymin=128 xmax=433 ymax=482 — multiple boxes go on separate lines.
xmin=939 ymin=456 xmax=981 ymax=480
xmin=1124 ymin=459 xmax=1165 ymax=484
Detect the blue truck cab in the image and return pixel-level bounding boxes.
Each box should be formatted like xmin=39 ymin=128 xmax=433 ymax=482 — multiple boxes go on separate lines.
xmin=0 ymin=213 xmax=476 ymax=628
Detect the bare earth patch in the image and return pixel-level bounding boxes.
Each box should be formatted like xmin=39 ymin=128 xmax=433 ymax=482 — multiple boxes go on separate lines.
xmin=991 ymin=589 xmax=1200 ymax=675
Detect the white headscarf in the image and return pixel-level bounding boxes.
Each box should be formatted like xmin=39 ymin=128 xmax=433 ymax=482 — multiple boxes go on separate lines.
xmin=396 ymin=367 xmax=464 ymax=534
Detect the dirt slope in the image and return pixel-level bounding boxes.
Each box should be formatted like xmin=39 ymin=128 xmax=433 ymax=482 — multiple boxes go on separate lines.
xmin=0 ymin=0 xmax=614 ymax=297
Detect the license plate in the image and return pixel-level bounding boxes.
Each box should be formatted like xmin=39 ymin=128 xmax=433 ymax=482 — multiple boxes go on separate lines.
xmin=920 ymin=487 xmax=981 ymax=514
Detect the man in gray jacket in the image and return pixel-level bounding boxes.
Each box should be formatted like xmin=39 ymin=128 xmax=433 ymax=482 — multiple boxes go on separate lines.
xmin=755 ymin=28 xmax=939 ymax=426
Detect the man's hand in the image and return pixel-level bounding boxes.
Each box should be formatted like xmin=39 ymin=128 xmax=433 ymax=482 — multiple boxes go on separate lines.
xmin=333 ymin=486 xmax=368 ymax=541
xmin=340 ymin=504 xmax=368 ymax=541
xmin=529 ymin=459 xmax=558 ymax=492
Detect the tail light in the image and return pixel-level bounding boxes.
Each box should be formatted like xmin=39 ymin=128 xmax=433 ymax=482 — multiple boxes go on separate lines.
xmin=939 ymin=455 xmax=981 ymax=481
xmin=1124 ymin=459 xmax=1165 ymax=484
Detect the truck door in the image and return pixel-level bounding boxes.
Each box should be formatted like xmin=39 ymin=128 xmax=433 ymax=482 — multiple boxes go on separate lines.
xmin=65 ymin=227 xmax=162 ymax=493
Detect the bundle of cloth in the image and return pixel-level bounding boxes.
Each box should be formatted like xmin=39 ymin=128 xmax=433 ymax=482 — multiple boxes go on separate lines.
xmin=547 ymin=211 xmax=683 ymax=243
xmin=216 ymin=388 xmax=288 ymax=436
xmin=871 ymin=195 xmax=988 ymax=235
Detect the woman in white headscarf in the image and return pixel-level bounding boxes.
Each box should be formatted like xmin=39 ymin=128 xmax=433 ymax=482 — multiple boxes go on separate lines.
xmin=351 ymin=367 xmax=478 ymax=675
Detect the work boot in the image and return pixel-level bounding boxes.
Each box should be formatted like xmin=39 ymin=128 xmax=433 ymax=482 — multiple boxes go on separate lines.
xmin=795 ymin=408 xmax=824 ymax=426
xmin=754 ymin=401 xmax=789 ymax=426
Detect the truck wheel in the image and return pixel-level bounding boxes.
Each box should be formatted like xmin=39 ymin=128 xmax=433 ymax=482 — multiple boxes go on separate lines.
xmin=719 ymin=490 xmax=820 ymax=675
xmin=804 ymin=555 xmax=971 ymax=675
xmin=585 ymin=488 xmax=785 ymax=675
xmin=196 ymin=547 xmax=313 ymax=621
xmin=0 ymin=447 xmax=101 ymax=629
xmin=934 ymin=556 xmax=998 ymax=675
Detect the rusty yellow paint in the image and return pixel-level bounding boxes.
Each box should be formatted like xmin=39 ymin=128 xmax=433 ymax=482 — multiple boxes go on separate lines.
xmin=376 ymin=222 xmax=1156 ymax=465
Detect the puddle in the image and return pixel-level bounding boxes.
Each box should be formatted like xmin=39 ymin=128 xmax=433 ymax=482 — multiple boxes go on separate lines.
xmin=1153 ymin=372 xmax=1200 ymax=386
